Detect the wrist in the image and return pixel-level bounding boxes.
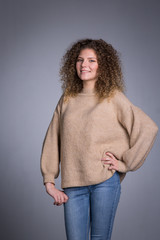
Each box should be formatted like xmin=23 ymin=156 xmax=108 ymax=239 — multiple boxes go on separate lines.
xmin=45 ymin=182 xmax=55 ymax=189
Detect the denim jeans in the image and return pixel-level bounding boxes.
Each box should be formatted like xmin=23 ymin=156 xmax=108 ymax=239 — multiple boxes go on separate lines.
xmin=63 ymin=171 xmax=121 ymax=240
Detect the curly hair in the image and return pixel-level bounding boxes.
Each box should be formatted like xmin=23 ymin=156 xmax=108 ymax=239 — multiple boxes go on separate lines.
xmin=59 ymin=38 xmax=126 ymax=103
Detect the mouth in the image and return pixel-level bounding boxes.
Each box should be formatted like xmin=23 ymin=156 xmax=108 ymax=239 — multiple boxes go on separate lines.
xmin=80 ymin=70 xmax=90 ymax=73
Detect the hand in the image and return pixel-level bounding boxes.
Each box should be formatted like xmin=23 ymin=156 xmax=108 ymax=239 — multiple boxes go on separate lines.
xmin=45 ymin=183 xmax=69 ymax=206
xmin=101 ymin=152 xmax=119 ymax=171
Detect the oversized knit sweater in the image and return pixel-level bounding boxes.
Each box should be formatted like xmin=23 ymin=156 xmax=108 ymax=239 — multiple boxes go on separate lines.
xmin=40 ymin=88 xmax=158 ymax=189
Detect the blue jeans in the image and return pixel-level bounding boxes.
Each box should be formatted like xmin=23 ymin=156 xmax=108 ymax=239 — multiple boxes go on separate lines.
xmin=63 ymin=171 xmax=121 ymax=240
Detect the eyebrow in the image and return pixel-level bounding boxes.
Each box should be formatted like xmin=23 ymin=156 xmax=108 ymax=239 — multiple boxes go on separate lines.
xmin=77 ymin=57 xmax=97 ymax=59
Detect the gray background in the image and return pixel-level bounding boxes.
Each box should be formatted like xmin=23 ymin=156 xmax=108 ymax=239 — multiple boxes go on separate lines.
xmin=1 ymin=0 xmax=160 ymax=239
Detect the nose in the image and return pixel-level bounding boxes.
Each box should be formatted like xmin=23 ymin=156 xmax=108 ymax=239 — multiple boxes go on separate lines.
xmin=81 ymin=60 xmax=88 ymax=67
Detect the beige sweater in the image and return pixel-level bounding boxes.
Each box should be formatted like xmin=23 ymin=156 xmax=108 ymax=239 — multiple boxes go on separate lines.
xmin=40 ymin=88 xmax=158 ymax=189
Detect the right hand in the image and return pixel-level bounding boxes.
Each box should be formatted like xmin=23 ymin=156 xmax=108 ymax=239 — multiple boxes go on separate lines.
xmin=45 ymin=183 xmax=69 ymax=206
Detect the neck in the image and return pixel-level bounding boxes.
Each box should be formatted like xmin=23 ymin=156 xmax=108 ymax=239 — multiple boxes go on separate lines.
xmin=81 ymin=87 xmax=96 ymax=94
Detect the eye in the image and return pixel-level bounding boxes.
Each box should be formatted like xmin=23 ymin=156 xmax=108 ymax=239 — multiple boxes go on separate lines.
xmin=76 ymin=59 xmax=83 ymax=62
xmin=89 ymin=60 xmax=96 ymax=62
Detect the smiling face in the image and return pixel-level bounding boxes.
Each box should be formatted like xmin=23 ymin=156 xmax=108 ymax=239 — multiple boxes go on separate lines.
xmin=76 ymin=48 xmax=98 ymax=83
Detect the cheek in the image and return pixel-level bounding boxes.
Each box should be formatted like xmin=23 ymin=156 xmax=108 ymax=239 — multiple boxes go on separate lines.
xmin=75 ymin=63 xmax=78 ymax=71
xmin=76 ymin=63 xmax=80 ymax=73
xmin=94 ymin=65 xmax=98 ymax=74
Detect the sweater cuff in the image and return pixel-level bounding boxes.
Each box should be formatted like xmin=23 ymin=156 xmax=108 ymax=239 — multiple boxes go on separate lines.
xmin=43 ymin=174 xmax=55 ymax=186
xmin=118 ymin=160 xmax=129 ymax=173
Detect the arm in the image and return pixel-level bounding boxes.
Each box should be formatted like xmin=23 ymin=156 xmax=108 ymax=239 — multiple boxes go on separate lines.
xmin=40 ymin=95 xmax=69 ymax=206
xmin=40 ymin=95 xmax=63 ymax=186
xmin=113 ymin=91 xmax=158 ymax=173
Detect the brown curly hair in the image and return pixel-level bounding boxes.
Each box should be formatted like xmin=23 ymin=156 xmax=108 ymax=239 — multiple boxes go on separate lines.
xmin=59 ymin=38 xmax=126 ymax=103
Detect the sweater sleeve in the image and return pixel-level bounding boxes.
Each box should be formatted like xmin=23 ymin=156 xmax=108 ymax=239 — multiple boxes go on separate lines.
xmin=40 ymin=95 xmax=63 ymax=185
xmin=114 ymin=91 xmax=159 ymax=173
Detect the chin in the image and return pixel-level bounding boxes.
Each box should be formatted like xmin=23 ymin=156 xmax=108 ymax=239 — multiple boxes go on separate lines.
xmin=80 ymin=77 xmax=93 ymax=81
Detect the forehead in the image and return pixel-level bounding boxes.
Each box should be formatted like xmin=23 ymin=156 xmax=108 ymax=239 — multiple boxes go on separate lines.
xmin=78 ymin=48 xmax=97 ymax=58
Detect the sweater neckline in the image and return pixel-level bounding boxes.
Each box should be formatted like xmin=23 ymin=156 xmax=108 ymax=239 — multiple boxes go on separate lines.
xmin=78 ymin=87 xmax=96 ymax=95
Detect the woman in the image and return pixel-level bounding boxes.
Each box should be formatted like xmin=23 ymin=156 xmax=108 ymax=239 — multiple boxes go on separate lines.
xmin=40 ymin=39 xmax=158 ymax=240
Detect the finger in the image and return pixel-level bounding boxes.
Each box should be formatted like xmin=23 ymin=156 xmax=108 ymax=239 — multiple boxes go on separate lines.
xmin=106 ymin=152 xmax=118 ymax=160
xmin=102 ymin=159 xmax=113 ymax=165
xmin=54 ymin=201 xmax=60 ymax=206
xmin=57 ymin=198 xmax=62 ymax=204
xmin=53 ymin=200 xmax=59 ymax=204
xmin=59 ymin=196 xmax=66 ymax=204
xmin=105 ymin=152 xmax=115 ymax=159
xmin=64 ymin=195 xmax=69 ymax=201
xmin=58 ymin=200 xmax=64 ymax=206
xmin=101 ymin=158 xmax=112 ymax=161
xmin=108 ymin=166 xmax=114 ymax=170
xmin=103 ymin=161 xmax=112 ymax=165
xmin=108 ymin=165 xmax=118 ymax=171
xmin=101 ymin=157 xmax=111 ymax=161
xmin=64 ymin=198 xmax=68 ymax=203
xmin=105 ymin=152 xmax=113 ymax=157
xmin=101 ymin=157 xmax=108 ymax=160
xmin=56 ymin=203 xmax=61 ymax=206
xmin=54 ymin=197 xmax=61 ymax=205
xmin=105 ymin=161 xmax=117 ymax=168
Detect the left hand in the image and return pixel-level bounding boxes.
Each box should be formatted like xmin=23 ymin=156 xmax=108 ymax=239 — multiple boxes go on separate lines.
xmin=101 ymin=152 xmax=119 ymax=171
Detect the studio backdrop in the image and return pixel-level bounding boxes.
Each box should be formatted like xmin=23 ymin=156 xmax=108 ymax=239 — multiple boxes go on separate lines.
xmin=0 ymin=0 xmax=160 ymax=239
